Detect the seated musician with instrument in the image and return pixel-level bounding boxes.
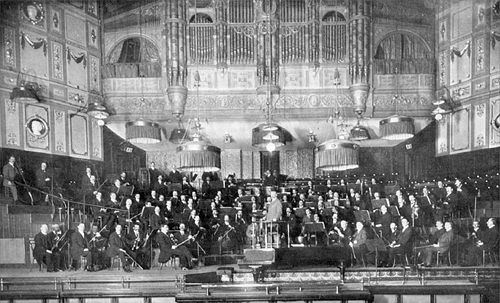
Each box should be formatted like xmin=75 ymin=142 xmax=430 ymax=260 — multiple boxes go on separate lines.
xmin=246 ymin=215 xmax=263 ymax=248
xmin=70 ymin=223 xmax=94 ymax=271
xmin=88 ymin=224 xmax=107 ymax=270
xmin=126 ymin=223 xmax=149 ymax=269
xmin=156 ymin=224 xmax=194 ymax=270
xmin=34 ymin=224 xmax=60 ymax=272
xmin=47 ymin=223 xmax=67 ymax=271
xmin=175 ymin=223 xmax=196 ymax=258
xmin=106 ymin=224 xmax=134 ymax=272
xmin=211 ymin=214 xmax=238 ymax=254
xmin=329 ymin=220 xmax=352 ymax=247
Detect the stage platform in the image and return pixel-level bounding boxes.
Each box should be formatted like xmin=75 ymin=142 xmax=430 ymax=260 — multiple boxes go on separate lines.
xmin=0 ymin=263 xmax=497 ymax=303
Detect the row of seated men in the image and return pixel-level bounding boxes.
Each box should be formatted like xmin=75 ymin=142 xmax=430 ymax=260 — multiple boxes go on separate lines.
xmin=33 ymin=221 xmax=202 ymax=272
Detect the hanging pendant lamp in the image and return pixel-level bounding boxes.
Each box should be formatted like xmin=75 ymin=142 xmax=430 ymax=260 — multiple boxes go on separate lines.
xmin=315 ymin=139 xmax=359 ymax=171
xmin=379 ymin=115 xmax=414 ymax=140
xmin=177 ymin=133 xmax=221 ymax=172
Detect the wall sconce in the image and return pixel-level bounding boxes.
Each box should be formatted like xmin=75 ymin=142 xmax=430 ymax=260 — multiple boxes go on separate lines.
xmin=308 ymin=130 xmax=316 ymax=143
xmin=432 ymin=86 xmax=456 ymax=121
xmin=224 ymin=132 xmax=232 ymax=143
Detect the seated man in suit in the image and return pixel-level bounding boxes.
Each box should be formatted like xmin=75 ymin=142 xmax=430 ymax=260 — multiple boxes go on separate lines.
xmin=106 ymin=224 xmax=134 ymax=272
xmin=462 ymin=218 xmax=499 ymax=266
xmin=70 ymin=223 xmax=94 ymax=271
xmin=387 ymin=218 xmax=414 ymax=265
xmin=350 ymin=221 xmax=368 ymax=264
xmin=34 ymin=224 xmax=58 ymax=272
xmin=155 ymin=224 xmax=193 ymax=270
xmin=420 ymin=221 xmax=454 ymax=266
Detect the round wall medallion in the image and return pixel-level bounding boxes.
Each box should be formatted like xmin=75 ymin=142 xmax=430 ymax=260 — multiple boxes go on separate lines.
xmin=26 ymin=115 xmax=49 ymax=139
xmin=22 ymin=2 xmax=45 ymax=25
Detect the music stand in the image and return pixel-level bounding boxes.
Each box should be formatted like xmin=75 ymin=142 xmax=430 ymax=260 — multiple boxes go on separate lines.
xmin=371 ymin=199 xmax=389 ymax=210
xmin=304 ymin=222 xmax=326 ymax=246
xmin=354 ymin=210 xmax=371 ymax=224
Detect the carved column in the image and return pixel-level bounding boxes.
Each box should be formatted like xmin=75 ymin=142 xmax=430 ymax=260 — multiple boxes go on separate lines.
xmin=348 ymin=0 xmax=371 ymax=114
xmin=255 ymin=0 xmax=280 ymax=98
xmin=165 ymin=0 xmax=188 ymax=120
xmin=214 ymin=0 xmax=228 ymax=71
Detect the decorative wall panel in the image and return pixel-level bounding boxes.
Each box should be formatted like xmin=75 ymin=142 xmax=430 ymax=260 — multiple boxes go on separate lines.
xmin=252 ymin=152 xmax=261 ymax=179
xmin=19 ymin=30 xmax=49 ymax=81
xmin=25 ymin=104 xmax=50 ymax=151
xmin=89 ymin=55 xmax=99 ymax=91
xmin=0 ymin=238 xmax=25 ymax=264
xmin=221 ymin=149 xmax=242 ymax=179
xmin=88 ymin=23 xmax=99 ymax=49
xmin=297 ymin=149 xmax=314 ymax=179
xmin=4 ymin=99 xmax=20 ymax=147
xmin=474 ymin=37 xmax=485 ymax=75
xmin=66 ymin=45 xmax=87 ymax=90
xmin=490 ymin=97 xmax=500 ymax=147
xmin=241 ymin=151 xmax=254 ymax=179
xmin=65 ymin=14 xmax=86 ymax=46
xmin=451 ymin=6 xmax=472 ymax=39
xmin=70 ymin=114 xmax=88 ymax=157
xmin=491 ymin=30 xmax=500 ymax=73
xmin=50 ymin=7 xmax=61 ymax=34
xmin=90 ymin=119 xmax=102 ymax=160
xmin=473 ymin=103 xmax=486 ymax=149
xmin=228 ymin=71 xmax=255 ymax=89
xmin=283 ymin=69 xmax=305 ymax=88
xmin=450 ymin=40 xmax=471 ymax=84
xmin=451 ymin=107 xmax=470 ymax=153
xmin=50 ymin=41 xmax=64 ymax=81
xmin=53 ymin=109 xmax=67 ymax=154
xmin=2 ymin=26 xmax=16 ymax=68
xmin=282 ymin=150 xmax=298 ymax=179
xmin=436 ymin=117 xmax=449 ymax=156
xmin=147 ymin=150 xmax=176 ymax=173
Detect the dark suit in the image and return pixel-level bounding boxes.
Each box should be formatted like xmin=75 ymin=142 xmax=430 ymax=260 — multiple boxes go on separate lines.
xmin=464 ymin=226 xmax=499 ymax=265
xmin=388 ymin=226 xmax=414 ymax=262
xmin=155 ymin=231 xmax=191 ymax=268
xmin=34 ymin=232 xmax=55 ymax=271
xmin=70 ymin=231 xmax=93 ymax=269
xmin=106 ymin=231 xmax=135 ymax=268
xmin=423 ymin=229 xmax=454 ymax=265
xmin=2 ymin=163 xmax=19 ymax=201
xmin=35 ymin=168 xmax=51 ymax=189
xmin=351 ymin=228 xmax=368 ymax=260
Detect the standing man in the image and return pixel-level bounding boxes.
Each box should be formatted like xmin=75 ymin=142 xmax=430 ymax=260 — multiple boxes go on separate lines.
xmin=2 ymin=156 xmax=20 ymax=203
xmin=169 ymin=165 xmax=183 ymax=184
xmin=35 ymin=162 xmax=52 ymax=191
xmin=266 ymin=190 xmax=282 ymax=222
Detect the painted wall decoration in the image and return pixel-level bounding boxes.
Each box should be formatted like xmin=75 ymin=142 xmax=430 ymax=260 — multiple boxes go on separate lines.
xmin=65 ymin=13 xmax=86 ymax=46
xmin=19 ymin=31 xmax=49 ymax=81
xmin=70 ymin=114 xmax=88 ymax=156
xmin=451 ymin=107 xmax=470 ymax=153
xmin=473 ymin=103 xmax=486 ymax=149
xmin=53 ymin=109 xmax=67 ymax=153
xmin=490 ymin=97 xmax=500 ymax=148
xmin=21 ymin=1 xmax=46 ymax=28
xmin=66 ymin=45 xmax=87 ymax=90
xmin=25 ymin=104 xmax=50 ymax=151
xmin=4 ymin=99 xmax=20 ymax=147
xmin=50 ymin=41 xmax=64 ymax=81
xmin=91 ymin=118 xmax=102 ymax=159
xmin=2 ymin=26 xmax=16 ymax=67
xmin=435 ymin=115 xmax=449 ymax=156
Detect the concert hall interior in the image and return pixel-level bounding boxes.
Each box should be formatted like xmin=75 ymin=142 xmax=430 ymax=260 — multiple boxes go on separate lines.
xmin=0 ymin=0 xmax=500 ymax=302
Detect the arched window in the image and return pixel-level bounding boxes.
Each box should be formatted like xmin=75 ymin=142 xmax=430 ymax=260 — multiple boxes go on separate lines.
xmin=321 ymin=10 xmax=347 ymax=63
xmin=189 ymin=13 xmax=214 ymax=65
xmin=374 ymin=32 xmax=433 ymax=74
xmin=106 ymin=37 xmax=161 ymax=78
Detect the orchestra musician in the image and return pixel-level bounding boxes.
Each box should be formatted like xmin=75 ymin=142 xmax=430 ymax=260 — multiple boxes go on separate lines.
xmin=155 ymin=224 xmax=193 ymax=270
xmin=34 ymin=224 xmax=59 ymax=272
xmin=246 ymin=215 xmax=263 ymax=248
xmin=126 ymin=223 xmax=148 ymax=269
xmin=2 ymin=156 xmax=21 ymax=203
xmin=88 ymin=224 xmax=107 ymax=270
xmin=211 ymin=215 xmax=237 ymax=255
xmin=420 ymin=221 xmax=454 ymax=267
xmin=350 ymin=221 xmax=368 ymax=263
xmin=47 ymin=223 xmax=66 ymax=271
xmin=386 ymin=218 xmax=414 ymax=265
xmin=462 ymin=218 xmax=498 ymax=266
xmin=70 ymin=223 xmax=94 ymax=271
xmin=106 ymin=224 xmax=133 ymax=272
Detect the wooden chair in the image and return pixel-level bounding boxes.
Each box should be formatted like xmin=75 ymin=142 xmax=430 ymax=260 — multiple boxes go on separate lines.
xmin=436 ymin=249 xmax=452 ymax=267
xmin=29 ymin=238 xmax=44 ymax=272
